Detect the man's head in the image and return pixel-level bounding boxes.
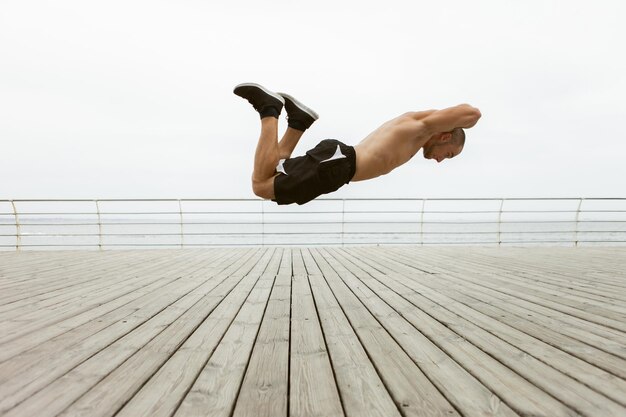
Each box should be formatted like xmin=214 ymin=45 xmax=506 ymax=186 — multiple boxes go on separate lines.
xmin=422 ymin=128 xmax=465 ymax=163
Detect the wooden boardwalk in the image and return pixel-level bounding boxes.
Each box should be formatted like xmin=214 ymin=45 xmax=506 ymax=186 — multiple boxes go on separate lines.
xmin=0 ymin=246 xmax=625 ymax=417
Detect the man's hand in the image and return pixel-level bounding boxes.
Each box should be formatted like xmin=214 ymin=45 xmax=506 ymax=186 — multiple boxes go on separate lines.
xmin=421 ymin=104 xmax=482 ymax=134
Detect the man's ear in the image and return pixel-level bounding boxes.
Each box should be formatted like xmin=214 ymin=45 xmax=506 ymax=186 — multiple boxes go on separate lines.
xmin=440 ymin=132 xmax=452 ymax=141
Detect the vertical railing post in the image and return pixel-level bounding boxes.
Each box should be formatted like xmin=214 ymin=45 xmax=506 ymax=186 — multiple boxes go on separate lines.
xmin=497 ymin=198 xmax=504 ymax=246
xmin=420 ymin=199 xmax=426 ymax=246
xmin=11 ymin=200 xmax=20 ymax=251
xmin=574 ymin=198 xmax=583 ymax=247
xmin=261 ymin=200 xmax=265 ymax=246
xmin=95 ymin=200 xmax=103 ymax=250
xmin=341 ymin=199 xmax=345 ymax=247
xmin=178 ymin=199 xmax=184 ymax=249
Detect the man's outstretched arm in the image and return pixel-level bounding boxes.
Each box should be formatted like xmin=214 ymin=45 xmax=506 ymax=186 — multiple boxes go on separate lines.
xmin=420 ymin=104 xmax=482 ymax=134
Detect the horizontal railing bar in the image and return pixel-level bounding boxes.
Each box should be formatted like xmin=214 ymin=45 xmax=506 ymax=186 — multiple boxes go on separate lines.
xmin=5 ymin=230 xmax=625 ymax=238
xmin=499 ymin=240 xmax=626 ymax=244
xmin=6 ymin=220 xmax=626 ymax=227
xmin=3 ymin=197 xmax=626 ymax=202
xmin=3 ymin=240 xmax=624 ymax=249
xmin=3 ymin=209 xmax=626 ymax=217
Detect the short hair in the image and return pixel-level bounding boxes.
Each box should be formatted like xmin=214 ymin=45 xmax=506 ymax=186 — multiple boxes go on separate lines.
xmin=451 ymin=128 xmax=465 ymax=147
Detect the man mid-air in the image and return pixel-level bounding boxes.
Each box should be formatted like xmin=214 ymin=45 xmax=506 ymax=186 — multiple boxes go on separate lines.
xmin=234 ymin=83 xmax=482 ymax=205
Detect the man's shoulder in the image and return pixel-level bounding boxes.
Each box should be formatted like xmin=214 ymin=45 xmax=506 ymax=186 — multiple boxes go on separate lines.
xmin=404 ymin=110 xmax=437 ymax=121
xmin=393 ymin=110 xmax=436 ymax=138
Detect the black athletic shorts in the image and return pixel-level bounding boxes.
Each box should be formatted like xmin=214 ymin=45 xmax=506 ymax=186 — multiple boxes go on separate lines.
xmin=272 ymin=139 xmax=357 ymax=205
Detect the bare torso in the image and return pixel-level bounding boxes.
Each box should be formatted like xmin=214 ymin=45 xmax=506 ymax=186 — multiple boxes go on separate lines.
xmin=352 ymin=110 xmax=435 ymax=181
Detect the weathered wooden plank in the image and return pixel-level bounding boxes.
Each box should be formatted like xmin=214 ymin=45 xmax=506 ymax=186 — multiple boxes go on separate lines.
xmin=3 ymin=248 xmax=263 ymax=417
xmin=428 ymin=249 xmax=626 ymax=306
xmin=109 ymin=249 xmax=280 ymax=417
xmin=0 ymin=250 xmax=205 ymax=343
xmin=445 ymin=248 xmax=626 ymax=299
xmin=0 ymin=250 xmax=148 ymax=296
xmin=287 ymin=248 xmax=344 ymax=417
xmin=439 ymin=247 xmax=626 ymax=299
xmin=309 ymin=248 xmax=459 ymax=417
xmin=48 ymin=249 xmax=275 ymax=417
xmin=300 ymin=248 xmax=404 ymax=417
xmin=384 ymin=250 xmax=626 ymax=369
xmin=0 ymin=250 xmax=119 ymax=283
xmin=417 ymin=249 xmax=626 ymax=316
xmin=325 ymin=248 xmax=519 ymax=417
xmin=378 ymin=253 xmax=626 ymax=406
xmin=0 ymin=249 xmax=234 ymax=362
xmin=390 ymin=247 xmax=626 ymax=346
xmin=0 ymin=251 xmax=190 ymax=320
xmin=0 ymin=250 xmax=148 ymax=306
xmin=334 ymin=248 xmax=579 ymax=417
xmin=0 ymin=246 xmax=624 ymax=417
xmin=392 ymin=247 xmax=626 ymax=333
xmin=0 ymin=251 xmax=181 ymax=303
xmin=354 ymin=247 xmax=626 ymax=416
xmin=0 ymin=249 xmax=249 ymax=414
xmin=173 ymin=250 xmax=279 ymax=417
xmin=232 ymin=249 xmax=291 ymax=417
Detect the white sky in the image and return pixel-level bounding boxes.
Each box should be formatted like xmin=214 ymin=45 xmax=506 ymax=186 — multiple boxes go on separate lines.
xmin=1 ymin=0 xmax=625 ymax=200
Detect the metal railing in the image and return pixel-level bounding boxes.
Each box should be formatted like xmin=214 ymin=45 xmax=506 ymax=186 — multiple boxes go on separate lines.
xmin=0 ymin=198 xmax=625 ymax=249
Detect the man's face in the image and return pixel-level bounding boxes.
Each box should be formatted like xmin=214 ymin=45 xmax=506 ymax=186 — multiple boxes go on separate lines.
xmin=423 ymin=134 xmax=463 ymax=163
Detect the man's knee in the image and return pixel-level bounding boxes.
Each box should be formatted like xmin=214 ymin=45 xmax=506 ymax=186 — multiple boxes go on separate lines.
xmin=251 ymin=181 xmax=265 ymax=198
xmin=252 ymin=178 xmax=274 ymax=200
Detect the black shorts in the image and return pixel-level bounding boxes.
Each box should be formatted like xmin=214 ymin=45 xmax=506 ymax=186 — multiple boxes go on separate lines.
xmin=273 ymin=139 xmax=356 ymax=205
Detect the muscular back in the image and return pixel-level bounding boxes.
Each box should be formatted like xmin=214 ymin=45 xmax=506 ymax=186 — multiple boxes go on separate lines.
xmin=351 ymin=104 xmax=480 ymax=182
xmin=352 ymin=111 xmax=435 ymax=181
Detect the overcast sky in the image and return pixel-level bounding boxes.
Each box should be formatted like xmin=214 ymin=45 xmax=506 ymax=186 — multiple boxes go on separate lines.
xmin=1 ymin=0 xmax=625 ymax=200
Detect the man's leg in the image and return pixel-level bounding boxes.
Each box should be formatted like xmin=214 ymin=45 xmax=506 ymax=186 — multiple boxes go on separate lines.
xmin=234 ymin=83 xmax=286 ymax=200
xmin=234 ymin=83 xmax=319 ymax=199
xmin=275 ymin=92 xmax=318 ymax=159
xmin=251 ymin=117 xmax=280 ymax=199
xmin=277 ymin=127 xmax=305 ymax=159
xmin=251 ymin=125 xmax=304 ymax=199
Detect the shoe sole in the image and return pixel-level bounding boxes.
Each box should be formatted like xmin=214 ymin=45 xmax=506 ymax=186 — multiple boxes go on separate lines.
xmin=277 ymin=92 xmax=319 ymax=120
xmin=233 ymin=82 xmax=285 ymax=105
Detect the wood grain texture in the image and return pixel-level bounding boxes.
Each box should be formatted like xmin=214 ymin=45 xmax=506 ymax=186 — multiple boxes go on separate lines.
xmin=310 ymin=248 xmax=459 ymax=417
xmin=288 ymin=248 xmax=344 ymax=417
xmin=301 ymin=248 xmax=401 ymax=417
xmin=232 ymin=249 xmax=291 ymax=417
xmin=0 ymin=246 xmax=623 ymax=417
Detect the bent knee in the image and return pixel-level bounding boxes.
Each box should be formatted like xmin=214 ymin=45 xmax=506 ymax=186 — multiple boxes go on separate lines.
xmin=252 ymin=178 xmax=275 ymax=200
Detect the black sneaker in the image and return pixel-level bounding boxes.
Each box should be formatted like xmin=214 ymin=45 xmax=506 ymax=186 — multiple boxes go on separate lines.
xmin=233 ymin=83 xmax=285 ymax=119
xmin=277 ymin=92 xmax=319 ymax=131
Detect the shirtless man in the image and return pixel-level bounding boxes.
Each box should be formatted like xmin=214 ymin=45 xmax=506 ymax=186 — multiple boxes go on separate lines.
xmin=234 ymin=83 xmax=482 ymax=205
